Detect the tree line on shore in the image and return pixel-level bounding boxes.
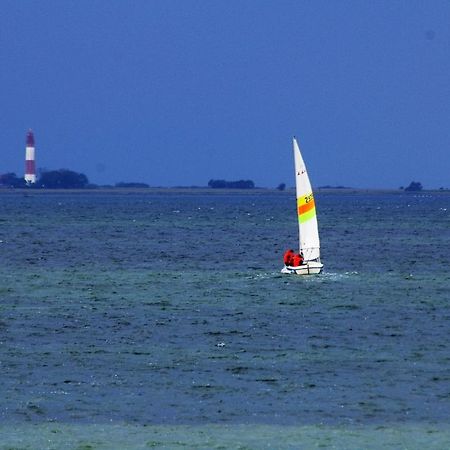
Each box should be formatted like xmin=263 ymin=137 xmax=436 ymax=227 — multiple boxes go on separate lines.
xmin=0 ymin=173 xmax=260 ymax=189
xmin=0 ymin=172 xmax=445 ymax=191
xmin=207 ymin=179 xmax=255 ymax=189
xmin=0 ymin=170 xmax=91 ymax=189
xmin=0 ymin=170 xmax=150 ymax=189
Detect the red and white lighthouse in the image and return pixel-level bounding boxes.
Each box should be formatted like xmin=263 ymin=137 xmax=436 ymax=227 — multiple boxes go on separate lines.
xmin=24 ymin=129 xmax=36 ymax=184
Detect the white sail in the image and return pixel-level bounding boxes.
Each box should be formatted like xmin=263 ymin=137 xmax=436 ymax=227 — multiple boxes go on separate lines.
xmin=293 ymin=137 xmax=321 ymax=261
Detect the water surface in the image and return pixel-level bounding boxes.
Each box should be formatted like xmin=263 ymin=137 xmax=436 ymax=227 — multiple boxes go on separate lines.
xmin=1 ymin=190 xmax=449 ymax=448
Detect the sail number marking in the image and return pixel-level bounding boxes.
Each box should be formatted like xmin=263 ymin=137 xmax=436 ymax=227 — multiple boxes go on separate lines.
xmin=304 ymin=194 xmax=313 ymax=204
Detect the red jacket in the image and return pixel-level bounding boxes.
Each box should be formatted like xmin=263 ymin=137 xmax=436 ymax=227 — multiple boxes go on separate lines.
xmin=292 ymin=253 xmax=303 ymax=267
xmin=283 ymin=250 xmax=294 ymax=266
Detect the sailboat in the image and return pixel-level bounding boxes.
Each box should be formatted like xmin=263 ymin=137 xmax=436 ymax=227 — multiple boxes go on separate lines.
xmin=281 ymin=137 xmax=323 ymax=275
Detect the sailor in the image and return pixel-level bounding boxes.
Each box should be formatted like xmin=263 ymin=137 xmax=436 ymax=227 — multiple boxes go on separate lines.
xmin=292 ymin=252 xmax=304 ymax=267
xmin=283 ymin=249 xmax=295 ymax=266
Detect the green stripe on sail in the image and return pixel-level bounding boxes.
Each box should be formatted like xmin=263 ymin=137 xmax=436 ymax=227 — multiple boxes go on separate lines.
xmin=298 ymin=207 xmax=316 ymax=223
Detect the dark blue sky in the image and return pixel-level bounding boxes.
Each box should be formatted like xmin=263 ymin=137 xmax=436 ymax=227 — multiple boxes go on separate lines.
xmin=1 ymin=1 xmax=449 ymax=188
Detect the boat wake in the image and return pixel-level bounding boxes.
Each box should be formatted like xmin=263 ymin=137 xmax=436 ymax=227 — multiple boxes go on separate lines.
xmin=320 ymin=271 xmax=359 ymax=281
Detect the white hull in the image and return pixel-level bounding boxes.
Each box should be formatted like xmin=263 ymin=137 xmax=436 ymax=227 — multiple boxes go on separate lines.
xmin=281 ymin=261 xmax=323 ymax=275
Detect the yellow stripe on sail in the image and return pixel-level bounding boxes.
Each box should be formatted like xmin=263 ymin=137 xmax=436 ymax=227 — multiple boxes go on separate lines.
xmin=297 ymin=193 xmax=316 ymax=223
xmin=297 ymin=192 xmax=314 ymax=207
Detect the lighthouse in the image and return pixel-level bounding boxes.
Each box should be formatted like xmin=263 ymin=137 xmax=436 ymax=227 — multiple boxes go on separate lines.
xmin=24 ymin=129 xmax=36 ymax=184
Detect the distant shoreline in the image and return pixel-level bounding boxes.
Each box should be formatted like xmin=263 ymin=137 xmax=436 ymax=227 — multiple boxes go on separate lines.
xmin=0 ymin=187 xmax=448 ymax=195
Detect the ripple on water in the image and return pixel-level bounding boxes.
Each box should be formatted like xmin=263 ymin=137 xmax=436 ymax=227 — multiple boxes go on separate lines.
xmin=0 ymin=191 xmax=449 ymax=446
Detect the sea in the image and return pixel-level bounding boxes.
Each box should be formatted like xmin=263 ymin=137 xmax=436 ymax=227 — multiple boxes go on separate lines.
xmin=0 ymin=189 xmax=449 ymax=449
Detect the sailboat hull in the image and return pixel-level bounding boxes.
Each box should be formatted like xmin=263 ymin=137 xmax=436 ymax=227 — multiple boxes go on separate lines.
xmin=281 ymin=261 xmax=323 ymax=275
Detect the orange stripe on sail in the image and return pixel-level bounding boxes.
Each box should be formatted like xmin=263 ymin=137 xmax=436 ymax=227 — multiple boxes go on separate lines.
xmin=298 ymin=199 xmax=315 ymax=215
xmin=299 ymin=207 xmax=316 ymax=223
